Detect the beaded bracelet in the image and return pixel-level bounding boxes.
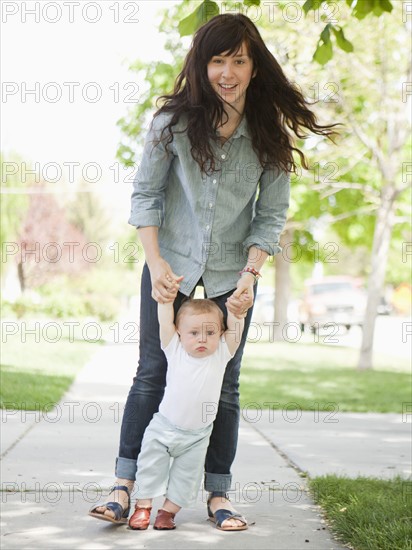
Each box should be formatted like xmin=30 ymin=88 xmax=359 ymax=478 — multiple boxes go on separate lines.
xmin=239 ymin=266 xmax=262 ymax=284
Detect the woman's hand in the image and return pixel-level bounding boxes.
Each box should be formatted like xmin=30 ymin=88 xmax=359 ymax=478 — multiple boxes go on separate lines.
xmin=148 ymin=257 xmax=184 ymax=303
xmin=226 ymin=273 xmax=254 ymax=319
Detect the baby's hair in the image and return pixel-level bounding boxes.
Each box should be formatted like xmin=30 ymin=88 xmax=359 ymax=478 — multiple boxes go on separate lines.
xmin=175 ymin=299 xmax=224 ymax=330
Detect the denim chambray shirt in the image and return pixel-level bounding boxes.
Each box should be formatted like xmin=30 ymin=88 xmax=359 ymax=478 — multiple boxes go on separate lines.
xmin=128 ymin=111 xmax=290 ymax=298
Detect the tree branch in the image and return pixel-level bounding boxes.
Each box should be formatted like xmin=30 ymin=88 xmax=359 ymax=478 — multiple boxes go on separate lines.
xmin=311 ymin=180 xmax=381 ymax=200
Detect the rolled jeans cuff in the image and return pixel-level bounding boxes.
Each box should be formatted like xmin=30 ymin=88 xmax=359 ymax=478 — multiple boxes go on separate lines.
xmin=204 ymin=472 xmax=232 ymax=493
xmin=115 ymin=457 xmax=137 ymax=481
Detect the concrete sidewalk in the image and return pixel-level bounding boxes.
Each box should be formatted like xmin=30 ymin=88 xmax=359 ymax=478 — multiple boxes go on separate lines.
xmin=1 ymin=337 xmax=410 ymax=549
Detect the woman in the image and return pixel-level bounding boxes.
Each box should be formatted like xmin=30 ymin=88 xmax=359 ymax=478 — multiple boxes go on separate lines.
xmin=89 ymin=13 xmax=336 ymax=531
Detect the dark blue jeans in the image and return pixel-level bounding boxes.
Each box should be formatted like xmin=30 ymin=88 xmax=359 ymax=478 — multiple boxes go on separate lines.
xmin=116 ymin=263 xmax=255 ymax=493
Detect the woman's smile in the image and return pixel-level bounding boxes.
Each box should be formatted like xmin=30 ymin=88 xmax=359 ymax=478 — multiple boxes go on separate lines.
xmin=219 ymin=83 xmax=238 ymax=90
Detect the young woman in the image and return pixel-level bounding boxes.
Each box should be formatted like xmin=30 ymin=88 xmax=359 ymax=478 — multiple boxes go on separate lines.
xmin=89 ymin=13 xmax=336 ymax=531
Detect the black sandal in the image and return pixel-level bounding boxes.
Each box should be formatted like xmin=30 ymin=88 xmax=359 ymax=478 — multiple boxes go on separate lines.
xmin=207 ymin=494 xmax=248 ymax=531
xmin=88 ymin=485 xmax=130 ymax=524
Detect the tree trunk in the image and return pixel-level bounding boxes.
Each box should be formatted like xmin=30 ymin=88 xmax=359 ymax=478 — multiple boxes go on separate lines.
xmin=273 ymin=228 xmax=293 ymax=341
xmin=17 ymin=262 xmax=25 ymax=293
xmin=358 ymin=185 xmax=396 ymax=369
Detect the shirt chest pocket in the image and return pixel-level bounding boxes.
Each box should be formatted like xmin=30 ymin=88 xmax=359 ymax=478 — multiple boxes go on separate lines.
xmin=220 ymin=160 xmax=261 ymax=200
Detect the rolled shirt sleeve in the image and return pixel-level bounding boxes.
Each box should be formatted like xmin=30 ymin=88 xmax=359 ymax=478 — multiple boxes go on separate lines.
xmin=243 ymin=166 xmax=290 ymax=256
xmin=128 ymin=113 xmax=175 ymax=228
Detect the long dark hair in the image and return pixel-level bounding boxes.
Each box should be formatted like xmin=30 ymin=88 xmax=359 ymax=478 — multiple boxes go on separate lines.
xmin=153 ymin=14 xmax=338 ymax=175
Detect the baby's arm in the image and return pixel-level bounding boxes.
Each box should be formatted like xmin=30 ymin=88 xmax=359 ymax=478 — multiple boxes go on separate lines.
xmin=158 ymin=301 xmax=177 ymax=349
xmin=224 ymin=309 xmax=245 ymax=356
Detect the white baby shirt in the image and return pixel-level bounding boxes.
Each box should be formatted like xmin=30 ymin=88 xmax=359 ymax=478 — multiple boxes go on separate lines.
xmin=159 ymin=332 xmax=233 ymax=430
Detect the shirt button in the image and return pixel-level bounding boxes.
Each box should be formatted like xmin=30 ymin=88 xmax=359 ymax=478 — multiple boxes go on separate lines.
xmin=212 ymin=179 xmax=217 ymax=184
xmin=221 ymin=154 xmax=226 ymax=159
xmin=206 ymin=225 xmax=210 ymax=230
xmin=209 ymin=202 xmax=213 ymax=208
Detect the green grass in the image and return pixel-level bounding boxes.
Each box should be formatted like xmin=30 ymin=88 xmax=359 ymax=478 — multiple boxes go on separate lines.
xmin=309 ymin=475 xmax=412 ymax=550
xmin=240 ymin=341 xmax=411 ymax=413
xmin=1 ymin=335 xmax=100 ymax=410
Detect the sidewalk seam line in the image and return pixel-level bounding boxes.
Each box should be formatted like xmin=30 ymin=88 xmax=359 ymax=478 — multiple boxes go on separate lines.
xmin=1 ymin=420 xmax=39 ymax=460
xmin=245 ymin=420 xmax=309 ymax=478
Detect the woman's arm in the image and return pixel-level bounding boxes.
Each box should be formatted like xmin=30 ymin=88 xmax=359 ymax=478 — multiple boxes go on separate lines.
xmin=226 ymin=245 xmax=269 ymax=318
xmin=138 ymin=226 xmax=183 ymax=303
xmin=128 ymin=113 xmax=174 ymax=230
xmin=242 ymin=168 xmax=290 ymax=256
xmin=130 ymin=114 xmax=183 ymax=303
xmin=226 ymin=168 xmax=290 ymax=318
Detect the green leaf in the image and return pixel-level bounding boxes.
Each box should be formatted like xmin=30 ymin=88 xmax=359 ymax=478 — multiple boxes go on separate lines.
xmin=178 ymin=0 xmax=219 ymax=37
xmin=313 ymin=39 xmax=333 ymax=65
xmin=352 ymin=0 xmax=375 ymax=19
xmin=320 ymin=23 xmax=331 ymax=44
xmin=332 ymin=26 xmax=354 ymax=53
xmin=373 ymin=0 xmax=393 ymax=15
xmin=380 ymin=0 xmax=393 ymax=13
xmin=243 ymin=0 xmax=261 ymax=7
xmin=352 ymin=0 xmax=392 ymax=19
xmin=303 ymin=0 xmax=325 ymax=14
xmin=345 ymin=0 xmax=353 ymax=7
xmin=303 ymin=0 xmax=314 ymax=13
xmin=372 ymin=0 xmax=383 ymax=17
xmin=313 ymin=23 xmax=333 ymax=65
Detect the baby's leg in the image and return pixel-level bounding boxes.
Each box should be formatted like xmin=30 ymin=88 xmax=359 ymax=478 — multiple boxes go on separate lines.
xmin=136 ymin=498 xmax=153 ymax=508
xmin=166 ymin=428 xmax=212 ymax=509
xmin=160 ymin=499 xmax=181 ymax=515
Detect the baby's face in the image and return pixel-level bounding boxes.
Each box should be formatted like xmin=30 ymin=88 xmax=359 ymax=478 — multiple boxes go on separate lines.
xmin=177 ymin=312 xmax=222 ymax=358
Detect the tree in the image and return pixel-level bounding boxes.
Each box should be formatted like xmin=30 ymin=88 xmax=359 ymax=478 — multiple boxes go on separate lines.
xmin=0 ymin=153 xmax=30 ymax=279
xmin=67 ymin=181 xmax=112 ymax=244
xmin=253 ymin=1 xmax=411 ymax=366
xmin=178 ymin=0 xmax=396 ymax=63
xmin=17 ymin=185 xmax=90 ymax=292
xmin=305 ymin=7 xmax=411 ymax=369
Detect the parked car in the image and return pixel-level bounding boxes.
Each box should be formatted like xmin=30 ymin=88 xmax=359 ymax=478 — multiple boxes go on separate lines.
xmin=252 ymin=286 xmax=301 ymax=324
xmin=299 ymin=276 xmax=367 ymax=332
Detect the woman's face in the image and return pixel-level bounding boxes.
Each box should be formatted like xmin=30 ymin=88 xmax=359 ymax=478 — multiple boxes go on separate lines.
xmin=207 ymin=41 xmax=256 ymax=115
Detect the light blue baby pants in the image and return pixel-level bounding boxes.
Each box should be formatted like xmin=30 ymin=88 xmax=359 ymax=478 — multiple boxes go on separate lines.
xmin=135 ymin=412 xmax=213 ymax=508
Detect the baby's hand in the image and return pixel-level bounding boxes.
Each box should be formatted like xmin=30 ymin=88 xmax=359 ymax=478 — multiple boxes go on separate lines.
xmin=150 ymin=257 xmax=183 ymax=303
xmin=165 ymin=274 xmax=184 ymax=296
xmin=226 ymin=289 xmax=253 ymax=319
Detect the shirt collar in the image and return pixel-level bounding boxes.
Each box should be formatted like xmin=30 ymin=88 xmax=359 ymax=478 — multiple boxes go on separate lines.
xmin=233 ymin=116 xmax=252 ymax=140
xmin=215 ymin=115 xmax=252 ymax=141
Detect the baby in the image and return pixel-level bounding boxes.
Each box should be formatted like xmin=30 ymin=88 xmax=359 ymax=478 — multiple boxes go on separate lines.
xmin=128 ymin=297 xmax=245 ymax=530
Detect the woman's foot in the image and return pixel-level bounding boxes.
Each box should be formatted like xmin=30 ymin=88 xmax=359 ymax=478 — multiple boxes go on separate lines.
xmin=208 ymin=495 xmax=247 ymax=529
xmin=92 ymin=479 xmax=134 ymax=520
